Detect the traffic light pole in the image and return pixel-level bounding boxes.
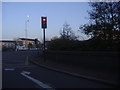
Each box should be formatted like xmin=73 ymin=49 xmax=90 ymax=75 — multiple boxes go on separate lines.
xmin=43 ymin=28 xmax=46 ymax=61
xmin=43 ymin=28 xmax=45 ymax=51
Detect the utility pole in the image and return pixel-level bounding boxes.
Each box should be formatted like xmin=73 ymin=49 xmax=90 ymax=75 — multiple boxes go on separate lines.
xmin=43 ymin=28 xmax=45 ymax=51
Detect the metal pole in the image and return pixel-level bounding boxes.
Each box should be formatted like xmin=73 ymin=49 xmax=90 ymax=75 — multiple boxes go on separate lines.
xmin=25 ymin=21 xmax=27 ymax=39
xmin=43 ymin=28 xmax=46 ymax=61
xmin=43 ymin=28 xmax=45 ymax=51
xmin=25 ymin=21 xmax=27 ymax=48
xmin=25 ymin=15 xmax=29 ymax=49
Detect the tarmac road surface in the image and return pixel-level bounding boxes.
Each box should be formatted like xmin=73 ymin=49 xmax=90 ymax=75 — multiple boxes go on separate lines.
xmin=2 ymin=51 xmax=114 ymax=88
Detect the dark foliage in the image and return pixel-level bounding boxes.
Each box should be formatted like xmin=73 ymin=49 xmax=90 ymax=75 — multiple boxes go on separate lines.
xmin=47 ymin=38 xmax=120 ymax=51
xmin=80 ymin=2 xmax=120 ymax=40
xmin=47 ymin=39 xmax=78 ymax=51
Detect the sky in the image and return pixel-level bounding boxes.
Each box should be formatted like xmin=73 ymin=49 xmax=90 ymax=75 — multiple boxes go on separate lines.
xmin=2 ymin=2 xmax=91 ymax=41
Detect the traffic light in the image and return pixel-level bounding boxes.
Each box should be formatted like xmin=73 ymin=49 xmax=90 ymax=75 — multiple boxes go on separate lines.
xmin=41 ymin=17 xmax=47 ymax=29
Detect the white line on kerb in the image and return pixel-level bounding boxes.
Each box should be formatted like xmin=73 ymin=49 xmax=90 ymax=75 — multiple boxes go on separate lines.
xmin=21 ymin=71 xmax=52 ymax=88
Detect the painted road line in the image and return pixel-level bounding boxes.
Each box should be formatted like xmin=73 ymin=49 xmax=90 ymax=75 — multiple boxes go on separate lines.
xmin=4 ymin=68 xmax=15 ymax=71
xmin=21 ymin=71 xmax=53 ymax=88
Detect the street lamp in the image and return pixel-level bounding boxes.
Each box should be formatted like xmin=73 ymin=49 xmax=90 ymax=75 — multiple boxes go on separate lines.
xmin=25 ymin=15 xmax=29 ymax=48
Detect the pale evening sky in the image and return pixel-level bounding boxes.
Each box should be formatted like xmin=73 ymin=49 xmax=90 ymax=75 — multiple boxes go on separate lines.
xmin=2 ymin=2 xmax=91 ymax=41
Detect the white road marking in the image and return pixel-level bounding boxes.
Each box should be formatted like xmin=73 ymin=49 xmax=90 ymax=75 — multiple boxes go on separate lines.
xmin=21 ymin=71 xmax=53 ymax=88
xmin=4 ymin=68 xmax=15 ymax=71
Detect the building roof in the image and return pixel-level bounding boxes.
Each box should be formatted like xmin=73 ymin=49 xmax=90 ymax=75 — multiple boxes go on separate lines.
xmin=19 ymin=38 xmax=35 ymax=41
xmin=0 ymin=40 xmax=16 ymax=43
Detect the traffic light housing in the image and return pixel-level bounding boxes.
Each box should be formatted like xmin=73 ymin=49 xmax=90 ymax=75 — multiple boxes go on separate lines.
xmin=41 ymin=17 xmax=47 ymax=29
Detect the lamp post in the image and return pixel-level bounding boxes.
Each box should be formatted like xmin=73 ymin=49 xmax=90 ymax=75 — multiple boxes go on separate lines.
xmin=25 ymin=15 xmax=29 ymax=49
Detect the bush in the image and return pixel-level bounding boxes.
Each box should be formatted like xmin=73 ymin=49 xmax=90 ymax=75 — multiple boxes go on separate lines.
xmin=47 ymin=38 xmax=120 ymax=51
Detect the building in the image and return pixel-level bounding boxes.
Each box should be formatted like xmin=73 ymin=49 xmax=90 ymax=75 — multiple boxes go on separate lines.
xmin=0 ymin=38 xmax=41 ymax=51
xmin=16 ymin=38 xmax=41 ymax=50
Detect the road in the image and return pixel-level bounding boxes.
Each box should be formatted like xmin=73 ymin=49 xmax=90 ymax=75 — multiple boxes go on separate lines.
xmin=2 ymin=51 xmax=114 ymax=88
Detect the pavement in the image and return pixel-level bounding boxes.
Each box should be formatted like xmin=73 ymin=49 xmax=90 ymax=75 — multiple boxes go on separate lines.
xmin=29 ymin=55 xmax=119 ymax=87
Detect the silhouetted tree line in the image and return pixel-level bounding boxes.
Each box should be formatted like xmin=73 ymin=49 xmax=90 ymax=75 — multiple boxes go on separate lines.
xmin=80 ymin=2 xmax=120 ymax=40
xmin=47 ymin=38 xmax=120 ymax=51
xmin=47 ymin=2 xmax=120 ymax=51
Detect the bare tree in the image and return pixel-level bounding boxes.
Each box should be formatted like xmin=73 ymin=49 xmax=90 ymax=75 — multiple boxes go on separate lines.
xmin=60 ymin=22 xmax=77 ymax=40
